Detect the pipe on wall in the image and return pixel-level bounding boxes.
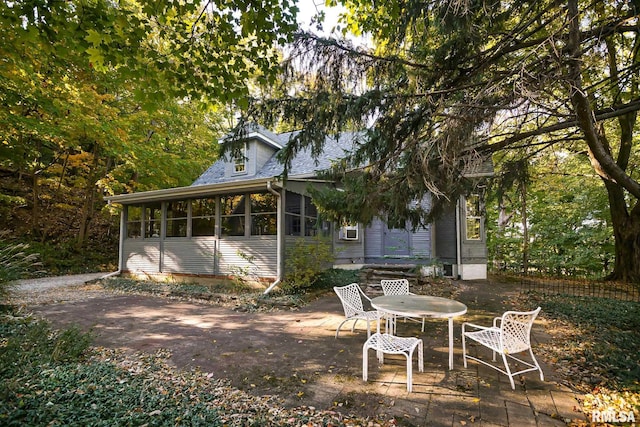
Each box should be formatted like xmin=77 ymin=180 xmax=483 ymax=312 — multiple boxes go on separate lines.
xmin=264 ymin=181 xmax=282 ymax=294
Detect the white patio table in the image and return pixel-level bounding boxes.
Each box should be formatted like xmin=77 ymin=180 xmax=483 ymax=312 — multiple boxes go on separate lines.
xmin=371 ymin=295 xmax=467 ymax=370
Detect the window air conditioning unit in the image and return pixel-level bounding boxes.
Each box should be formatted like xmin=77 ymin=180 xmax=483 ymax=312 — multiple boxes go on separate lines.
xmin=339 ymin=224 xmax=359 ymax=241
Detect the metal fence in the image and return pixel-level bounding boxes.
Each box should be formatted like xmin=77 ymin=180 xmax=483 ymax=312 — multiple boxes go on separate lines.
xmin=512 ymin=274 xmax=640 ymax=302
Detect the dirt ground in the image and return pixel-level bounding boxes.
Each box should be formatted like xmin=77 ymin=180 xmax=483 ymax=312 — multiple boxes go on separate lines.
xmin=11 ymin=276 xmax=562 ymax=423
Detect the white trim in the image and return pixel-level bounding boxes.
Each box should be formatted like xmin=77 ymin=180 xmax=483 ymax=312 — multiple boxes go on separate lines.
xmin=105 ymin=178 xmax=283 ymax=204
xmin=459 ymin=264 xmax=487 ymax=280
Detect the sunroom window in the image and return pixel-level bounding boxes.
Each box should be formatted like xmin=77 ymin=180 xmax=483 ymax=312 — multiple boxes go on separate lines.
xmin=221 ymin=195 xmax=246 ymax=236
xmin=144 ymin=203 xmax=162 ymax=238
xmin=166 ymin=200 xmax=188 ymax=237
xmin=126 ymin=206 xmax=142 ymax=238
xmin=304 ymin=196 xmax=319 ymax=236
xmin=250 ymin=193 xmax=277 ymax=235
xmin=192 ymin=198 xmax=216 ymax=236
xmin=285 ymin=192 xmax=302 ymax=236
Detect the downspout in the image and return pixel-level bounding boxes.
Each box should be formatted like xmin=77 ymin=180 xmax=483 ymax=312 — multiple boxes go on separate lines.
xmin=264 ymin=181 xmax=282 ymax=294
xmin=455 ymin=198 xmax=462 ymax=280
xmin=102 ymin=201 xmax=124 ymax=279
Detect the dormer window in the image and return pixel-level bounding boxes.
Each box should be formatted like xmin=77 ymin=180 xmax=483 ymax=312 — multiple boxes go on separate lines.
xmin=233 ymin=144 xmax=247 ymax=174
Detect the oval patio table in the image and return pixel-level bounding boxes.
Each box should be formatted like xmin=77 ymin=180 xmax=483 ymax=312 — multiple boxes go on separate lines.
xmin=371 ymin=295 xmax=468 ymax=370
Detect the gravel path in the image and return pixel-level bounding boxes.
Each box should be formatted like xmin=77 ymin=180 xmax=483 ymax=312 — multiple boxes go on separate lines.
xmin=8 ymin=272 xmax=114 ymax=306
xmin=13 ymin=273 xmax=109 ymax=291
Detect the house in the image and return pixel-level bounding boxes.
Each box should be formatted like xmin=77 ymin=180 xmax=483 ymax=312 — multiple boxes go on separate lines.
xmin=105 ymin=124 xmax=490 ymax=291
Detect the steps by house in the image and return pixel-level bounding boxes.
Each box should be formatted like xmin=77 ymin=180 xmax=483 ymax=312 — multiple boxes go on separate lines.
xmin=360 ymin=264 xmax=420 ymax=294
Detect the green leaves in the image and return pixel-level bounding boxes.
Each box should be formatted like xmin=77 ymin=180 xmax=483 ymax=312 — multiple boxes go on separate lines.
xmin=2 ymin=0 xmax=299 ymax=107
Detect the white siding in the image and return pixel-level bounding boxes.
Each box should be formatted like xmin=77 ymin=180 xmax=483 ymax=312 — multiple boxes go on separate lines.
xmin=162 ymin=238 xmax=217 ymax=275
xmin=123 ymin=240 xmax=161 ymax=273
xmin=123 ymin=237 xmax=276 ymax=278
xmin=217 ymin=236 xmax=277 ymax=278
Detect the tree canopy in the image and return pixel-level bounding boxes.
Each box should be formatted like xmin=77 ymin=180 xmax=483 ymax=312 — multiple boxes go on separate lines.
xmin=0 ymin=0 xmax=299 ymax=250
xmin=242 ymin=0 xmax=640 ymax=281
xmin=1 ymin=0 xmax=299 ymax=107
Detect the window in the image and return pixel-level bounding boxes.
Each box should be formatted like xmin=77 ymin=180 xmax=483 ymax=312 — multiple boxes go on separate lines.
xmin=166 ymin=200 xmax=188 ymax=237
xmin=221 ymin=195 xmax=246 ymax=236
xmin=250 ymin=193 xmax=277 ymax=235
xmin=233 ymin=144 xmax=247 ymax=174
xmin=386 ymin=214 xmax=406 ymax=230
xmin=304 ymin=196 xmax=319 ymax=236
xmin=465 ymin=194 xmax=482 ymax=240
xmin=192 ymin=198 xmax=216 ymax=236
xmin=126 ymin=206 xmax=142 ymax=238
xmin=285 ymin=192 xmax=302 ymax=236
xmin=144 ymin=203 xmax=162 ymax=238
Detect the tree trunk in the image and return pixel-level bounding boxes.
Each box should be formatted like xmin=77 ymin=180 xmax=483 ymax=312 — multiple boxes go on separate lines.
xmin=31 ymin=169 xmax=40 ymax=237
xmin=565 ymin=0 xmax=640 ymax=283
xmin=76 ymin=146 xmax=100 ymax=249
xmin=520 ymin=179 xmax=529 ymax=276
xmin=605 ymin=180 xmax=640 ymax=283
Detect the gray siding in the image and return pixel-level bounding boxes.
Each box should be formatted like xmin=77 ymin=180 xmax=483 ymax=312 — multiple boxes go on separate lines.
xmin=255 ymin=142 xmax=277 ymax=171
xmin=334 ymin=227 xmax=365 ymax=264
xmin=364 ymin=219 xmax=384 ymax=258
xmin=363 ymin=218 xmax=432 ymax=259
xmin=411 ymin=226 xmax=431 ymax=257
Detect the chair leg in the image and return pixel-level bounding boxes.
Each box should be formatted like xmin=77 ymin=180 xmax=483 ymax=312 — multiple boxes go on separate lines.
xmin=529 ymin=348 xmax=544 ymax=381
xmin=363 ymin=346 xmax=368 ymax=382
xmin=462 ymin=332 xmax=468 ymax=368
xmin=405 ymin=353 xmax=413 ymax=392
xmin=418 ymin=341 xmax=424 ymax=372
xmin=335 ymin=319 xmax=350 ymax=338
xmin=501 ymin=352 xmax=516 ymax=389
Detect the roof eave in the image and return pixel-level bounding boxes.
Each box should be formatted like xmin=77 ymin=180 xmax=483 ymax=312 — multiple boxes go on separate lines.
xmin=218 ymin=131 xmax=283 ymax=150
xmin=105 ymin=177 xmax=282 ymax=205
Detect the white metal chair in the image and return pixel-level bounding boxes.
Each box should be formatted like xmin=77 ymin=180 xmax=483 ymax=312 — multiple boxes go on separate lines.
xmin=380 ymin=279 xmax=425 ymax=332
xmin=333 ymin=283 xmax=379 ymax=338
xmin=363 ymin=311 xmax=424 ymax=392
xmin=462 ymin=307 xmax=544 ymax=389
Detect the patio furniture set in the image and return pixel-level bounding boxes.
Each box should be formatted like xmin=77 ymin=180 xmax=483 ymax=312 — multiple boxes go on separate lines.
xmin=333 ymin=280 xmax=544 ymax=392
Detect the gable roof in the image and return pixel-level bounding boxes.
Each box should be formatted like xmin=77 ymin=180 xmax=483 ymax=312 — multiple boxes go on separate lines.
xmin=105 ymin=124 xmax=493 ymax=205
xmin=105 ymin=127 xmax=360 ymax=204
xmin=192 ymin=130 xmax=360 ymax=186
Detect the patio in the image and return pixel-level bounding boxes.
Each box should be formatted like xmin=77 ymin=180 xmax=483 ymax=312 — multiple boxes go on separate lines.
xmin=24 ymin=278 xmax=588 ymax=426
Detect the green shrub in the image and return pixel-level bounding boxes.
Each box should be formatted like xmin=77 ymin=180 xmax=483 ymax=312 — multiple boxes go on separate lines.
xmin=529 ymin=293 xmax=640 ymax=391
xmin=0 ymin=314 xmax=92 ymax=380
xmin=313 ymin=268 xmax=360 ymax=291
xmin=281 ymin=236 xmax=335 ymax=293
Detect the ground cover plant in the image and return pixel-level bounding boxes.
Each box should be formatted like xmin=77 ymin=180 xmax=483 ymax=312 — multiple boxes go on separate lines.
xmin=101 ymin=268 xmax=360 ymax=312
xmin=523 ymin=292 xmax=640 ymax=422
xmin=0 ymin=306 xmax=392 ymax=426
xmin=4 ymin=269 xmax=639 ymax=425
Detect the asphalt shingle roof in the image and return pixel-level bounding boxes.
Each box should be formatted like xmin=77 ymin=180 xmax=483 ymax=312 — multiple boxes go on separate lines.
xmin=191 ymin=130 xmax=361 ymax=186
